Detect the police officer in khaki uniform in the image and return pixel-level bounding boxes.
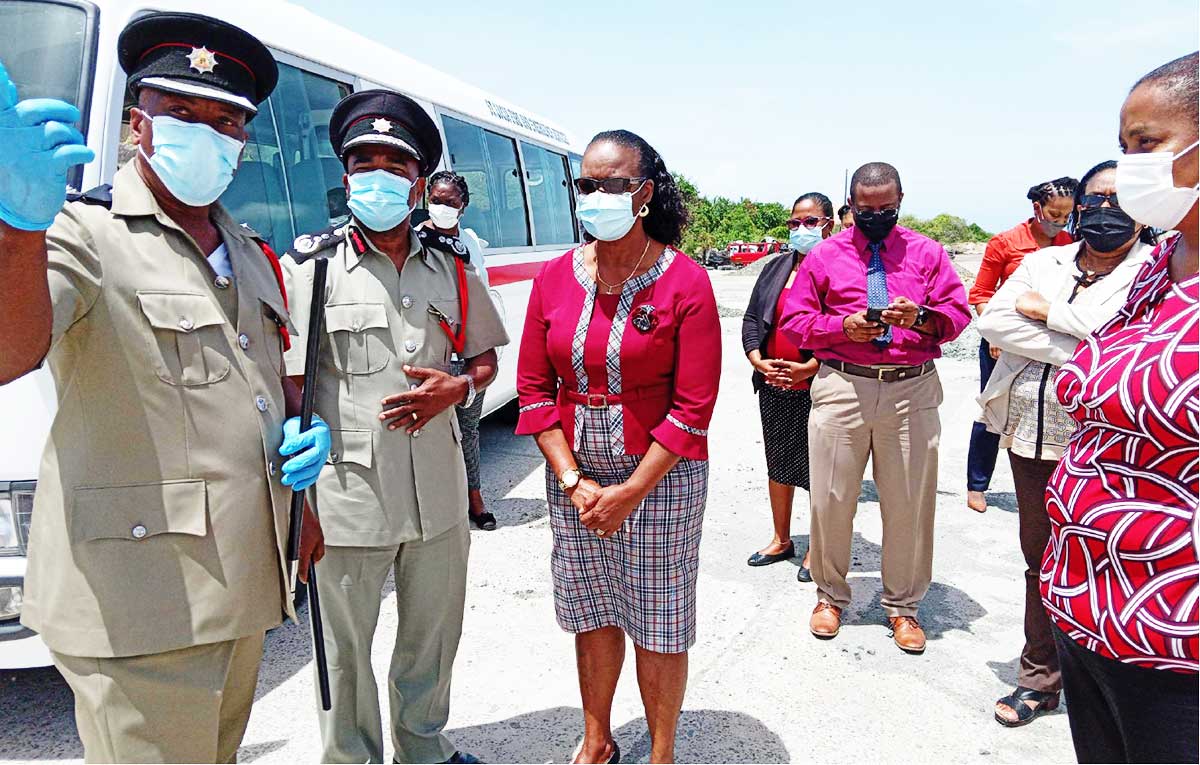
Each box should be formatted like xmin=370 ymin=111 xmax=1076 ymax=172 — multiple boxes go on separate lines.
xmin=282 ymin=90 xmax=509 ymax=764
xmin=0 ymin=13 xmax=330 ymax=763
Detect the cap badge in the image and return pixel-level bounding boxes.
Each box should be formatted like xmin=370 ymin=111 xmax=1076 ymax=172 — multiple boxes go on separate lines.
xmin=371 ymin=118 xmax=394 ymax=134
xmin=186 ymin=46 xmax=218 ymax=75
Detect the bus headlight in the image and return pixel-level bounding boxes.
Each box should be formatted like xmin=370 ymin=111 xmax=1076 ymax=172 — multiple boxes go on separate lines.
xmin=0 ymin=496 xmax=19 ymax=555
xmin=0 ymin=585 xmax=21 ymax=621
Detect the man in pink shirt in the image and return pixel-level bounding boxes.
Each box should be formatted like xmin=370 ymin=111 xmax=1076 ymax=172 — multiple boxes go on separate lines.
xmin=781 ymin=162 xmax=970 ymax=653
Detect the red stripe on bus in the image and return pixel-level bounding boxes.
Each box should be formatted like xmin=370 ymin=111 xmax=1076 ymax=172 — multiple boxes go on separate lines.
xmin=487 ymin=262 xmax=544 ymax=286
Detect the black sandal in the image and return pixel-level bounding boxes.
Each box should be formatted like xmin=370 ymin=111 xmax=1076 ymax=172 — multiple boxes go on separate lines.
xmin=469 ymin=510 xmax=497 ymax=531
xmin=994 ymin=686 xmax=1059 ymax=728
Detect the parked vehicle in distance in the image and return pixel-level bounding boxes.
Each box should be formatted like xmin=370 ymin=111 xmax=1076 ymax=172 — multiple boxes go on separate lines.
xmin=727 ymin=239 xmax=784 ymax=266
xmin=703 ymin=248 xmax=731 ymax=269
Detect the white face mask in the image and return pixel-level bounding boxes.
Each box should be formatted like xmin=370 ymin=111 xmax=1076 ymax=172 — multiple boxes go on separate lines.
xmin=1116 ymin=139 xmax=1199 ymax=231
xmin=427 ymin=203 xmax=462 ymax=229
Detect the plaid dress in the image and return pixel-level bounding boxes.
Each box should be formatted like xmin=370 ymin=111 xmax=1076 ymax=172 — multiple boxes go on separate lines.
xmin=547 ymin=407 xmax=708 ymax=654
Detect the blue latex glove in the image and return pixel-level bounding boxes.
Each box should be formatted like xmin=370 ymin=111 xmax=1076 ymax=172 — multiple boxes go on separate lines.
xmin=0 ymin=58 xmax=96 ymax=231
xmin=279 ymin=415 xmax=331 ymax=491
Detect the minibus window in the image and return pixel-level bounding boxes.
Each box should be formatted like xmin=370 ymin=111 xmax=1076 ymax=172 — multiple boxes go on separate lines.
xmin=520 ymin=142 xmax=576 ymax=246
xmin=1 ymin=0 xmax=95 ymax=189
xmin=442 ymin=115 xmax=531 ymax=249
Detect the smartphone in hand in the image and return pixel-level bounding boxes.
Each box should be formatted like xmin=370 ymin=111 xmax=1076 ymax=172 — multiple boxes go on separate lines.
xmin=865 ymin=307 xmax=885 ymax=325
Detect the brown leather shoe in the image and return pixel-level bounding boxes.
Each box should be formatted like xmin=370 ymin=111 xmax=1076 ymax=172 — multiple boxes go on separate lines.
xmin=888 ymin=616 xmax=926 ymax=654
xmin=810 ymin=602 xmax=842 ymax=639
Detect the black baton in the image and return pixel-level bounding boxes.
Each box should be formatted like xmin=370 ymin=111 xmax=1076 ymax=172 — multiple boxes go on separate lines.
xmin=285 ymin=256 xmax=332 ymax=711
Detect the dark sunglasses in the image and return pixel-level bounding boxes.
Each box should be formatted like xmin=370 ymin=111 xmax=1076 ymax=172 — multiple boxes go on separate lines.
xmin=787 ymin=216 xmax=831 ymax=229
xmin=1078 ymin=193 xmax=1120 ymax=210
xmin=573 ymin=176 xmax=647 ymax=195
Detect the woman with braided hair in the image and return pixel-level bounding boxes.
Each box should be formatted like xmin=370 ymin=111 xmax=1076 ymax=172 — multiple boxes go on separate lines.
xmin=419 ymin=170 xmax=497 ymax=529
xmin=964 ymin=176 xmax=1077 ymax=513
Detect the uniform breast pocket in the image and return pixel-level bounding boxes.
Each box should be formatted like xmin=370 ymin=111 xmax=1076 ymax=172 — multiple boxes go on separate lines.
xmin=259 ymin=297 xmax=287 ymax=375
xmin=136 ymin=291 xmax=232 ymax=386
xmin=325 ymin=303 xmax=392 ymax=375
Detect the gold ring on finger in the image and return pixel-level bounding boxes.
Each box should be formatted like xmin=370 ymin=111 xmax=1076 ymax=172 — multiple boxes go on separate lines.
xmin=596 ymin=529 xmax=605 ymax=537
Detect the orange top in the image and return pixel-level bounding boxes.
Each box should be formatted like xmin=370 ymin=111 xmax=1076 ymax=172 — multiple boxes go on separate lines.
xmin=968 ymin=219 xmax=1074 ymax=305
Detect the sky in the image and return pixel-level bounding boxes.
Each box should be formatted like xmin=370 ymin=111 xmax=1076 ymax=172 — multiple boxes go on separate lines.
xmin=296 ymin=0 xmax=1198 ymax=233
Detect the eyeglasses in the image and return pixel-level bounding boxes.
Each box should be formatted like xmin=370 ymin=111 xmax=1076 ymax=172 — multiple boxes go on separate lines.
xmin=787 ymin=216 xmax=831 ymax=229
xmin=1078 ymin=193 xmax=1120 ymax=210
xmin=852 ymin=206 xmax=900 ymax=216
xmin=573 ymin=177 xmax=647 ymax=195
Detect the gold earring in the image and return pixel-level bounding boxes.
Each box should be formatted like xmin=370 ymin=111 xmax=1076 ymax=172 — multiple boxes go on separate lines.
xmin=638 ymin=204 xmax=650 ymax=218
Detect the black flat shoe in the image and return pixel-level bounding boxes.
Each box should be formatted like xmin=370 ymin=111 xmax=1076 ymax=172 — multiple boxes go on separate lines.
xmin=747 ymin=542 xmax=795 ymax=567
xmin=994 ymin=687 xmax=1060 ymax=728
xmin=442 ymin=752 xmax=482 ymax=764
xmin=797 ymin=562 xmax=813 ymax=582
xmin=469 ymin=511 xmax=497 ymax=531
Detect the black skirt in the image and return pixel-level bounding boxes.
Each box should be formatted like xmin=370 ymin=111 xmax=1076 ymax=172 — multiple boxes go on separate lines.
xmin=758 ymin=383 xmax=812 ymax=489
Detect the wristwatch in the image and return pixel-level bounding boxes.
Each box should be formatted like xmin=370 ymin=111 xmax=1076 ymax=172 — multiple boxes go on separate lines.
xmin=913 ymin=305 xmax=930 ymax=328
xmin=458 ymin=374 xmax=476 ymax=408
xmin=558 ymin=468 xmax=583 ymax=492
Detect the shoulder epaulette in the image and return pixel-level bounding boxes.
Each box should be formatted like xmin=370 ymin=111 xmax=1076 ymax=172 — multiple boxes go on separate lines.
xmin=417 ymin=227 xmax=470 ymax=262
xmin=66 ymin=184 xmax=113 ymax=209
xmin=286 ymin=221 xmax=349 ymax=264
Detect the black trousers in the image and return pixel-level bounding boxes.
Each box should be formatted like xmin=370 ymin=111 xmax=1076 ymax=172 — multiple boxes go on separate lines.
xmin=966 ymin=339 xmax=1000 ymax=491
xmin=1053 ymin=626 xmax=1199 ymax=763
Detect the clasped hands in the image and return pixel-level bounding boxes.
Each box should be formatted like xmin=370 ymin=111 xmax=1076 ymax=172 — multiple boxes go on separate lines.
xmin=567 ymin=477 xmax=643 ymax=536
xmin=843 ymin=296 xmax=921 ymax=342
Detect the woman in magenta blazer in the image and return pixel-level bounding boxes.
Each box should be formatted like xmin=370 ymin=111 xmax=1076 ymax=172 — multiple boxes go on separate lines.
xmin=516 ymin=130 xmax=720 ymax=764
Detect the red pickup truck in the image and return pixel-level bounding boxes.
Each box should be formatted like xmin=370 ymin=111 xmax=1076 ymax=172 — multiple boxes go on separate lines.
xmin=728 ymin=240 xmax=784 ymax=266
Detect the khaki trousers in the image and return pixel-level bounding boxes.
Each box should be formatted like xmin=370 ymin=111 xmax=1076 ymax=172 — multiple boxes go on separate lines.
xmin=316 ymin=521 xmax=469 ymax=764
xmin=807 ymin=365 xmax=943 ymax=617
xmin=53 ymin=632 xmax=264 ymax=764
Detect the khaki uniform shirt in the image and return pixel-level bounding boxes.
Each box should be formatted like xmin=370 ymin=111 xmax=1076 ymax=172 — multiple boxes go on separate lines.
xmin=282 ymin=222 xmax=508 ymax=547
xmin=19 ymin=161 xmax=296 ymax=658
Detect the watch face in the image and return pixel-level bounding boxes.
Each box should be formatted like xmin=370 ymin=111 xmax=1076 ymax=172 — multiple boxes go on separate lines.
xmin=561 ymin=470 xmax=580 ymax=488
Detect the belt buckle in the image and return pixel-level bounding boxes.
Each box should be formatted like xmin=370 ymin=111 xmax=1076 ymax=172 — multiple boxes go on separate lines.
xmin=875 ymin=366 xmax=899 ymax=381
xmin=586 ymin=393 xmax=609 ymax=409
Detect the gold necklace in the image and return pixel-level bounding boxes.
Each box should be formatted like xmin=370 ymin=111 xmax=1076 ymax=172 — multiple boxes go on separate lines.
xmin=594 ymin=240 xmax=653 ymax=294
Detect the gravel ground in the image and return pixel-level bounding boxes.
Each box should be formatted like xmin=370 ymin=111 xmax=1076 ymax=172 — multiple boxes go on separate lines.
xmin=0 ymin=263 xmax=1075 ymax=764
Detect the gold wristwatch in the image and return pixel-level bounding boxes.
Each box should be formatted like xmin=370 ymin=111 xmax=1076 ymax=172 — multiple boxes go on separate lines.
xmin=558 ymin=468 xmax=583 ymax=491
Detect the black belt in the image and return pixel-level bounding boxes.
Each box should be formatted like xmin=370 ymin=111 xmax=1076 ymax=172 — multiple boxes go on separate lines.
xmin=825 ymin=359 xmax=935 ymax=383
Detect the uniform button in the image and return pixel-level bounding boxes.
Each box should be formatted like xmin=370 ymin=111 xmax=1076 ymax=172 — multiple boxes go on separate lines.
xmin=131 ymin=524 xmax=147 ymax=540
xmin=238 ymin=333 xmax=250 ymax=350
xmin=405 ymin=340 xmax=417 ymax=352
xmin=401 ymin=296 xmax=413 ymax=309
xmin=255 ymin=396 xmax=268 ymax=412
xmin=214 ymin=276 xmax=231 ymax=290
xmin=268 ymin=461 xmax=277 ymax=476
xmin=411 ymin=429 xmax=422 ymax=439
xmin=351 ymin=321 xmax=362 ymax=332
xmin=178 ymin=318 xmax=194 ymax=331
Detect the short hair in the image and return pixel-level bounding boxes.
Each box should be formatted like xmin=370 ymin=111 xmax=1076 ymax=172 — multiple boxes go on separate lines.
xmin=849 ymin=162 xmax=902 ymax=200
xmin=1074 ymin=159 xmax=1157 ymax=246
xmin=587 ymin=129 xmax=689 ymax=246
xmin=1026 ymin=177 xmax=1078 ymax=205
xmin=793 ymin=192 xmax=834 ymax=219
xmin=837 ymin=204 xmax=852 ymax=219
xmin=1132 ymin=51 xmax=1199 ymax=122
xmin=428 ymin=170 xmax=470 ymax=205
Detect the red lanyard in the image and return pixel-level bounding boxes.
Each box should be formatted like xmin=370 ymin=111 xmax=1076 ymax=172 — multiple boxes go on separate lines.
xmin=433 ymin=257 xmax=470 ymax=355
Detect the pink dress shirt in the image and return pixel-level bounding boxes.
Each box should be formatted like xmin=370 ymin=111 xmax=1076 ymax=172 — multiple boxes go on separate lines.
xmin=780 ymin=225 xmax=971 ymax=366
xmin=516 ymin=246 xmax=721 ymax=460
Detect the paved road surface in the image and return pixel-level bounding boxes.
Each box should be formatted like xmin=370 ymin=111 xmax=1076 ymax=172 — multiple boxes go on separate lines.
xmin=0 ymin=263 xmax=1075 ymax=763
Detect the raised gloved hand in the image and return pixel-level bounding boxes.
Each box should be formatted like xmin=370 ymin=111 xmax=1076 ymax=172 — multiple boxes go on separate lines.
xmin=0 ymin=59 xmax=96 ymax=231
xmin=279 ymin=415 xmax=331 ymax=491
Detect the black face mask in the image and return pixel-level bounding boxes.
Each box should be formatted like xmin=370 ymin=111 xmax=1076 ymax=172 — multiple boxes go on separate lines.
xmin=854 ymin=208 xmax=900 ymax=242
xmin=1078 ymin=207 xmax=1138 ymax=254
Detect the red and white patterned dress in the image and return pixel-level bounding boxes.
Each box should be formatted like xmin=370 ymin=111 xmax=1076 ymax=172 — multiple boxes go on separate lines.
xmin=1042 ymin=234 xmax=1199 ymax=672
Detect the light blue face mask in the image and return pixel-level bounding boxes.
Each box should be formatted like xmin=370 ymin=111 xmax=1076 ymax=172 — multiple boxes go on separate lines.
xmin=789 ymin=225 xmax=823 ymax=254
xmin=576 ymin=189 xmax=639 ymax=241
xmin=139 ymin=114 xmax=244 ymax=207
xmin=347 ymin=169 xmax=416 ymax=232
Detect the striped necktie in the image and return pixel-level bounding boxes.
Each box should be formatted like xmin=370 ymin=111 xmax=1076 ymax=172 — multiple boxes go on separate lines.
xmin=867 ymin=241 xmax=893 ymax=347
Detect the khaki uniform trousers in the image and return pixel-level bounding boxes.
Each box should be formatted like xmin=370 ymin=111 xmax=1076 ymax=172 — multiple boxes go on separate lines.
xmin=807 ymin=365 xmax=943 ymax=617
xmin=316 ymin=521 xmax=470 ymax=764
xmin=52 ymin=632 xmax=264 ymax=764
